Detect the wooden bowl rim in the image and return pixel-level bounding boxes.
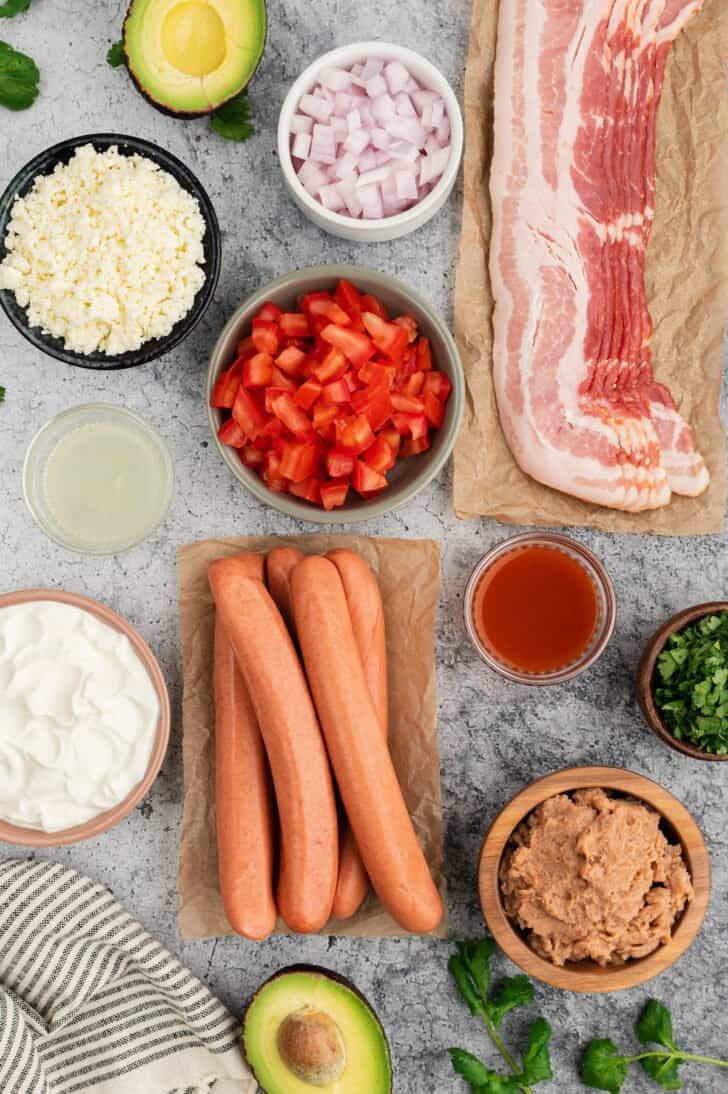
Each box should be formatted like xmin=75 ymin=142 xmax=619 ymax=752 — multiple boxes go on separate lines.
xmin=637 ymin=601 xmax=728 ymax=762
xmin=478 ymin=766 xmax=711 ymax=994
xmin=0 ymin=588 xmax=171 ymax=847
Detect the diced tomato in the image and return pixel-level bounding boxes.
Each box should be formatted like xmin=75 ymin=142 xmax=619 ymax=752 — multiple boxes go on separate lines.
xmin=342 ymin=370 xmax=361 ymax=394
xmin=416 ymin=337 xmax=433 ymax=372
xmin=232 ymin=387 xmax=266 ymax=438
xmin=279 ymin=312 xmax=311 ymax=338
xmin=270 ymin=393 xmax=313 ymax=438
xmin=243 ymin=352 xmax=274 ymax=388
xmin=279 ymin=440 xmax=321 ymax=483
xmin=391 ymin=392 xmax=425 ymax=414
xmin=334 ymin=280 xmax=365 ymax=330
xmin=314 ymin=348 xmax=348 ymax=383
xmin=422 ymin=370 xmax=452 ymax=401
xmin=321 ymin=378 xmax=351 ymax=405
xmin=239 ymin=443 xmax=265 ymax=468
xmin=362 ymin=312 xmax=409 ymax=362
xmin=335 ymin=414 xmax=376 ymax=455
xmin=252 ymin=318 xmax=282 ymax=357
xmin=352 ymin=460 xmax=387 ymax=496
xmin=321 ymin=324 xmax=375 ymax=366
xmin=251 ymin=417 xmax=283 ymax=451
xmin=236 ymin=335 xmax=256 ymax=359
xmin=401 ymin=370 xmax=425 ymax=397
xmin=391 ymin=411 xmax=429 ymax=440
xmin=218 ymin=417 xmax=247 ymax=447
xmin=402 ymin=433 xmax=432 ymax=458
xmin=263 ymin=449 xmax=287 ymax=492
xmin=313 ymin=401 xmax=339 ymax=439
xmin=258 ymin=302 xmax=282 ymax=323
xmin=423 ymin=390 xmax=445 ymax=428
xmin=326 ymin=449 xmax=356 ymax=478
xmin=275 ymin=345 xmax=307 ymax=377
xmin=394 ymin=314 xmax=419 ymax=343
xmin=358 ymin=360 xmax=395 ymax=389
xmin=320 ymin=480 xmax=350 ymax=511
xmin=394 ymin=346 xmax=418 ymax=387
xmin=364 ymin=435 xmax=396 ymax=474
xmin=295 ymin=377 xmax=323 ymax=411
xmin=302 ymin=294 xmax=351 ymax=327
xmin=360 ymin=294 xmax=388 ymax=320
xmin=379 ymin=427 xmax=402 ymax=458
xmin=289 ymin=476 xmax=323 ymax=504
xmin=270 ymin=366 xmax=298 ymax=392
xmin=351 ymin=384 xmax=393 ymax=432
xmin=211 ymin=360 xmax=243 ymax=408
xmin=265 ymin=386 xmax=293 ymax=414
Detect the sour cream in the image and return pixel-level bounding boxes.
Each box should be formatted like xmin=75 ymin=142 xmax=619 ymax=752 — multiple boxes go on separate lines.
xmin=0 ymin=601 xmax=159 ymax=832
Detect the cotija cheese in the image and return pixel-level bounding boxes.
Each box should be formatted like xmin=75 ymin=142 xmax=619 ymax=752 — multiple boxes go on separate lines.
xmin=0 ymin=144 xmax=207 ymax=356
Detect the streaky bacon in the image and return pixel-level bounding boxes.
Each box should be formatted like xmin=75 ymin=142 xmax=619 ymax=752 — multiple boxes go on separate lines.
xmin=490 ymin=0 xmax=709 ymax=512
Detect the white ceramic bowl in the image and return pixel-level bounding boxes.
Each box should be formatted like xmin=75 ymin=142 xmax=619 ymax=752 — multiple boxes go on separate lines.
xmin=277 ymin=42 xmax=464 ymax=243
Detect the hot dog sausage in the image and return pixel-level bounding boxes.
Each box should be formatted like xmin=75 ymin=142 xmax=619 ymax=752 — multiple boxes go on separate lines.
xmin=291 ymin=556 xmax=443 ymax=934
xmin=266 ymin=546 xmax=304 ymax=633
xmin=326 ymin=549 xmax=389 ymax=920
xmin=209 ymin=564 xmax=338 ymax=934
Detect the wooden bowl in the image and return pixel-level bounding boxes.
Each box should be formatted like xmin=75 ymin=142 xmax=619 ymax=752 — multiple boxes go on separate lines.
xmin=478 ymin=767 xmax=710 ymax=993
xmin=0 ymin=589 xmax=171 ymax=847
xmin=637 ymin=601 xmax=728 ymax=762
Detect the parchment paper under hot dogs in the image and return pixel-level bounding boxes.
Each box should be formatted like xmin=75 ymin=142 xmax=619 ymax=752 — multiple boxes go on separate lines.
xmin=176 ymin=534 xmax=448 ymax=940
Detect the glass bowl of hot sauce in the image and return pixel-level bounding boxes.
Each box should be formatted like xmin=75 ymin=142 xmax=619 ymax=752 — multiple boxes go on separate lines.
xmin=464 ymin=532 xmax=616 ymax=685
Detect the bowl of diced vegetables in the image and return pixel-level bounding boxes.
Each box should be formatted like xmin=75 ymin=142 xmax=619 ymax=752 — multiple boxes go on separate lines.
xmin=277 ymin=42 xmax=463 ymax=242
xmin=638 ymin=602 xmax=728 ymax=761
xmin=206 ymin=264 xmax=464 ymax=522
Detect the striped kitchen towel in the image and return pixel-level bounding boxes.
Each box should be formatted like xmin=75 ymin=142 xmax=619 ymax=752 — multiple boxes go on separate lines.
xmin=0 ymin=859 xmax=257 ymax=1094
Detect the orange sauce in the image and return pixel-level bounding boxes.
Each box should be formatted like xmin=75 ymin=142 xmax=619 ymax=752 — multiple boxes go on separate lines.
xmin=472 ymin=546 xmax=599 ymax=674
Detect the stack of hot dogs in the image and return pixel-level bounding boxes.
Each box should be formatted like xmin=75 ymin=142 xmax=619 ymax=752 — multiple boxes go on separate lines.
xmin=209 ymin=546 xmax=444 ymax=940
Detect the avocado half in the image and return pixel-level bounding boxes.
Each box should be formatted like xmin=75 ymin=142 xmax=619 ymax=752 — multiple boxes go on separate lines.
xmin=243 ymin=965 xmax=393 ymax=1094
xmin=124 ymin=0 xmax=267 ymax=117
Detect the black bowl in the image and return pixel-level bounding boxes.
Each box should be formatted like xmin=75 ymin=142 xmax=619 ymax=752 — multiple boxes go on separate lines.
xmin=0 ymin=133 xmax=221 ymax=370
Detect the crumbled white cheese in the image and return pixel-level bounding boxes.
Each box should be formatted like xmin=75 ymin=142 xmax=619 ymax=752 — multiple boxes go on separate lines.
xmin=0 ymin=144 xmax=207 ymax=355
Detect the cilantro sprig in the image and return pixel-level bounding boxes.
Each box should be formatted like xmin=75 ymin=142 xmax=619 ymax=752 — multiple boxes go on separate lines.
xmin=106 ymin=40 xmax=125 ymax=68
xmin=582 ymin=1000 xmax=728 ymax=1091
xmin=211 ymin=89 xmax=254 ymax=142
xmin=448 ymin=938 xmax=553 ymax=1093
xmin=0 ymin=39 xmax=38 ymax=108
xmin=0 ymin=0 xmax=32 ymax=17
xmin=654 ymin=611 xmax=728 ymax=754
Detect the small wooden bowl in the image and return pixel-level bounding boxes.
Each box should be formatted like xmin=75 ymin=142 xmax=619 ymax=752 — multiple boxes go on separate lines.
xmin=638 ymin=601 xmax=728 ymax=762
xmin=479 ymin=767 xmax=710 ymax=993
xmin=0 ymin=589 xmax=171 ymax=847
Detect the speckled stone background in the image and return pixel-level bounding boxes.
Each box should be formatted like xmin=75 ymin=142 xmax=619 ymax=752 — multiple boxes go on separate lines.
xmin=1 ymin=2 xmax=727 ymax=1091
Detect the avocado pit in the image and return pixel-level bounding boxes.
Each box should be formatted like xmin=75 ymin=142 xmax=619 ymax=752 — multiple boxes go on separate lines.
xmin=277 ymin=1007 xmax=346 ymax=1086
xmin=161 ymin=2 xmax=226 ymax=77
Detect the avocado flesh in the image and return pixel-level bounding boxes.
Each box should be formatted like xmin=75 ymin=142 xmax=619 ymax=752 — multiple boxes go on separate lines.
xmin=124 ymin=0 xmax=266 ymax=116
xmin=244 ymin=969 xmax=392 ymax=1094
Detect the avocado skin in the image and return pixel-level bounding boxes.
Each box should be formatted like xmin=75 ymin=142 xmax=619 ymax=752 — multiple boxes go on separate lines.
xmin=243 ymin=964 xmax=393 ymax=1093
xmin=122 ymin=0 xmax=268 ymax=119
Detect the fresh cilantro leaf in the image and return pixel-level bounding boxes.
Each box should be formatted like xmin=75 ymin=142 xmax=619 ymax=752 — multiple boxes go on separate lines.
xmin=107 ymin=41 xmax=125 ymax=68
xmin=0 ymin=0 xmax=31 ymax=17
xmin=637 ymin=1001 xmax=676 ymax=1050
xmin=448 ymin=955 xmax=484 ymax=1018
xmin=487 ymin=975 xmax=533 ymax=1028
xmin=654 ymin=612 xmax=728 ymax=753
xmin=521 ymin=1018 xmax=553 ymax=1084
xmin=211 ymin=89 xmax=254 ymax=141
xmin=458 ymin=938 xmax=496 ymax=1004
xmin=449 ymin=1048 xmax=493 ymax=1086
xmin=581 ymin=1039 xmax=629 ymax=1093
xmin=0 ymin=387 xmax=5 ymax=403
xmin=0 ymin=39 xmax=38 ymax=109
xmin=640 ymin=1055 xmax=683 ymax=1090
xmin=476 ymin=1074 xmax=522 ymax=1093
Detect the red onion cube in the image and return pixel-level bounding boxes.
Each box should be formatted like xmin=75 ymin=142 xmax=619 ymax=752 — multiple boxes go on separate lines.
xmin=359 ymin=103 xmax=374 ymax=128
xmin=395 ymin=92 xmax=416 ymax=118
xmin=292 ymin=132 xmax=312 ymax=159
xmin=319 ymin=183 xmax=346 ymax=212
xmin=436 ymin=114 xmax=451 ymax=143
xmin=334 ymin=92 xmax=352 ymax=114
xmin=337 ymin=177 xmax=363 ymax=217
xmin=298 ymin=160 xmax=328 ymax=194
xmin=291 ymin=114 xmax=314 ymax=135
xmin=331 ymin=116 xmax=348 ymax=140
xmin=357 ymin=148 xmax=378 ymax=173
xmin=346 ymin=108 xmax=362 ymax=132
xmin=405 ymin=75 xmax=419 ymax=93
xmin=300 ymin=93 xmax=333 ymax=122
xmin=395 ymin=168 xmax=418 ymax=201
xmin=388 ymin=140 xmax=419 ymax=163
xmin=356 ymin=166 xmax=392 ymax=188
xmin=333 ymin=152 xmax=358 ymax=179
xmin=375 ymin=149 xmax=393 ymax=166
xmin=412 ymin=89 xmax=438 ymax=114
xmin=431 ymin=98 xmax=445 ymax=128
xmin=384 ymin=60 xmax=410 ymax=96
xmin=386 ymin=116 xmax=426 ymax=147
xmin=358 ymin=183 xmax=384 ymax=219
xmin=419 ymin=145 xmax=451 ymax=187
xmin=365 ymin=74 xmax=388 ymax=99
xmin=344 ymin=129 xmax=369 ymax=155
xmin=320 ymin=67 xmax=352 ymax=92
xmin=371 ymin=127 xmax=391 ymax=150
xmin=420 ymin=101 xmax=435 ymax=129
xmin=361 ymin=58 xmax=384 ymax=80
xmin=371 ymin=93 xmax=396 ymax=125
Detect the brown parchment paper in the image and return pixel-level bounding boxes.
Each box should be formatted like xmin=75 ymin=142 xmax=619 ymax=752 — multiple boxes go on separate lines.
xmin=453 ymin=0 xmax=728 ymax=534
xmin=177 ymin=535 xmax=447 ymax=940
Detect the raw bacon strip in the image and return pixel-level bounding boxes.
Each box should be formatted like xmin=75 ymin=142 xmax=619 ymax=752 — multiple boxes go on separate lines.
xmin=490 ymin=0 xmax=709 ymax=513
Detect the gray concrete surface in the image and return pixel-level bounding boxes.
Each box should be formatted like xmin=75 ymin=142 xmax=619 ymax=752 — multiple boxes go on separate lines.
xmin=0 ymin=2 xmax=727 ymax=1091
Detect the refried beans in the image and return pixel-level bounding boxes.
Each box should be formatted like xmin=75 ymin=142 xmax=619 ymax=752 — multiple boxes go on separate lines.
xmin=500 ymin=789 xmax=693 ymax=967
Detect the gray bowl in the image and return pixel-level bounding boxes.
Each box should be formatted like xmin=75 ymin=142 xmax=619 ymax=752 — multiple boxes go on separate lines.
xmin=206 ymin=265 xmax=464 ymax=523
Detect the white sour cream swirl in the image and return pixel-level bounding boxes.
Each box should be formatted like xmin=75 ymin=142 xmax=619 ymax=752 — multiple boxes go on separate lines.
xmin=0 ymin=601 xmax=159 ymax=832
